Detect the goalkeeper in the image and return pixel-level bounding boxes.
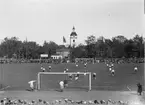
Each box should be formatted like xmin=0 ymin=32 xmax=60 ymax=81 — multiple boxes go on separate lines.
xmin=59 ymin=80 xmax=68 ymax=92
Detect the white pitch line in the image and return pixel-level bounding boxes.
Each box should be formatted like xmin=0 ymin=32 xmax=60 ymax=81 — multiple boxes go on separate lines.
xmin=0 ymin=86 xmax=10 ymax=90
xmin=127 ymin=86 xmax=131 ymax=91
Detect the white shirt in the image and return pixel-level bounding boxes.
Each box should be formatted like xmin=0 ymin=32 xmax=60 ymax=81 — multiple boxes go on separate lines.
xmin=77 ymin=72 xmax=80 ymax=74
xmin=111 ymin=70 xmax=115 ymax=72
xmin=41 ymin=67 xmax=45 ymax=71
xmin=28 ymin=80 xmax=35 ymax=87
xmin=134 ymin=67 xmax=137 ymax=70
xmin=109 ymin=68 xmax=112 ymax=71
xmin=75 ymin=77 xmax=78 ymax=80
xmin=93 ymin=73 xmax=96 ymax=75
xmin=59 ymin=81 xmax=64 ymax=86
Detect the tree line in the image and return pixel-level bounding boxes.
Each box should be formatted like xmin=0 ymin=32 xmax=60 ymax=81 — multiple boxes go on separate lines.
xmin=0 ymin=35 xmax=144 ymax=59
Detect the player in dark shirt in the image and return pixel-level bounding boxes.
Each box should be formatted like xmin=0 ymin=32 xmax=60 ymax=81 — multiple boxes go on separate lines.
xmin=68 ymin=73 xmax=73 ymax=80
xmin=84 ymin=63 xmax=87 ymax=68
xmin=137 ymin=83 xmax=142 ymax=95
xmin=63 ymin=80 xmax=68 ymax=88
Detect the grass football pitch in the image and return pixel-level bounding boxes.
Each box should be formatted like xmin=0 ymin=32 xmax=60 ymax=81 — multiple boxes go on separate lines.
xmin=0 ymin=63 xmax=144 ymax=91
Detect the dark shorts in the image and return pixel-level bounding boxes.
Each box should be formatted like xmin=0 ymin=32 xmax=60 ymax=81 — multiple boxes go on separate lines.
xmin=93 ymin=75 xmax=96 ymax=78
xmin=112 ymin=72 xmax=114 ymax=74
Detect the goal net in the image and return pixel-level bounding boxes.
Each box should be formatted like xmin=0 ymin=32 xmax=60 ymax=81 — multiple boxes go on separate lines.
xmin=37 ymin=72 xmax=91 ymax=91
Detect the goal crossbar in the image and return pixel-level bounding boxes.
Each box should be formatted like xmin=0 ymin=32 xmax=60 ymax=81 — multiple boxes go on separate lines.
xmin=37 ymin=72 xmax=92 ymax=91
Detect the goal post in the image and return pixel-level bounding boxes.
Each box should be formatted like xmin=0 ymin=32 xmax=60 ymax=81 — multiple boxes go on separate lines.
xmin=37 ymin=72 xmax=92 ymax=91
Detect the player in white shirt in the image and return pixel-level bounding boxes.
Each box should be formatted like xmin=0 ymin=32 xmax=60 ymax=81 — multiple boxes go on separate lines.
xmin=76 ymin=64 xmax=78 ymax=67
xmin=28 ymin=80 xmax=36 ymax=91
xmin=75 ymin=76 xmax=79 ymax=80
xmin=41 ymin=66 xmax=46 ymax=72
xmin=109 ymin=67 xmax=112 ymax=72
xmin=64 ymin=68 xmax=68 ymax=73
xmin=75 ymin=73 xmax=79 ymax=80
xmin=84 ymin=63 xmax=87 ymax=68
xmin=111 ymin=63 xmax=114 ymax=67
xmin=48 ymin=66 xmax=51 ymax=71
xmin=59 ymin=81 xmax=64 ymax=92
xmin=93 ymin=73 xmax=97 ymax=80
xmin=134 ymin=66 xmax=138 ymax=72
xmin=84 ymin=72 xmax=87 ymax=76
xmin=111 ymin=69 xmax=115 ymax=76
xmin=67 ymin=60 xmax=70 ymax=63
xmin=59 ymin=80 xmax=68 ymax=92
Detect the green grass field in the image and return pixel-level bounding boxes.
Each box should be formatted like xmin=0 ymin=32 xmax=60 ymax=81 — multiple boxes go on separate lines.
xmin=0 ymin=63 xmax=144 ymax=91
xmin=0 ymin=63 xmax=144 ymax=105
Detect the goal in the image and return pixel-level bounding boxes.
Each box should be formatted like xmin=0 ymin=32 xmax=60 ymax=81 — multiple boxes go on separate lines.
xmin=37 ymin=72 xmax=92 ymax=91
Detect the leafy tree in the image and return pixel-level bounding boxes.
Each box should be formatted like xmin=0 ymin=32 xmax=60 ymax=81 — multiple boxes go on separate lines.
xmin=72 ymin=44 xmax=86 ymax=58
xmin=85 ymin=35 xmax=96 ymax=45
xmin=112 ymin=35 xmax=127 ymax=43
xmin=105 ymin=39 xmax=113 ymax=58
xmin=85 ymin=35 xmax=97 ymax=58
xmin=42 ymin=41 xmax=59 ymax=57
xmin=0 ymin=37 xmax=22 ymax=58
xmin=19 ymin=41 xmax=40 ymax=59
xmin=0 ymin=34 xmax=144 ymax=59
xmin=132 ymin=35 xmax=144 ymax=57
xmin=111 ymin=38 xmax=125 ymax=58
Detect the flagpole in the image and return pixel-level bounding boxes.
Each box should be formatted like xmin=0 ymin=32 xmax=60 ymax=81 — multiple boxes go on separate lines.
xmin=63 ymin=36 xmax=66 ymax=47
xmin=63 ymin=36 xmax=64 ymax=46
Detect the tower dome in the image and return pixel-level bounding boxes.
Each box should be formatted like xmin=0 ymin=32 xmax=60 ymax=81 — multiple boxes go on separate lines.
xmin=70 ymin=26 xmax=77 ymax=48
xmin=70 ymin=26 xmax=77 ymax=37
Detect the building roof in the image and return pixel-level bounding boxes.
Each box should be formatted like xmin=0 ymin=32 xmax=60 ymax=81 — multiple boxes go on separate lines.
xmin=70 ymin=32 xmax=77 ymax=37
xmin=56 ymin=48 xmax=70 ymax=52
xmin=51 ymin=54 xmax=62 ymax=56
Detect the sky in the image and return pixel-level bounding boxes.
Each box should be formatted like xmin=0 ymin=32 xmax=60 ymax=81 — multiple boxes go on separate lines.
xmin=0 ymin=0 xmax=144 ymax=45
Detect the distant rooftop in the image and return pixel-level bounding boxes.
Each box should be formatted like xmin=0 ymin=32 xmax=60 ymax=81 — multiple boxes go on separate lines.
xmin=51 ymin=54 xmax=62 ymax=56
xmin=56 ymin=48 xmax=70 ymax=52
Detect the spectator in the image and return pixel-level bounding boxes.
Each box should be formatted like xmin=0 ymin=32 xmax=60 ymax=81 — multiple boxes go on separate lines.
xmin=137 ymin=83 xmax=142 ymax=95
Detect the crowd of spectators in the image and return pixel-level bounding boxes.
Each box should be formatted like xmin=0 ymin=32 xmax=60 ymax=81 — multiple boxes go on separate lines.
xmin=75 ymin=58 xmax=144 ymax=64
xmin=0 ymin=57 xmax=144 ymax=64
xmin=0 ymin=97 xmax=136 ymax=105
xmin=75 ymin=58 xmax=95 ymax=64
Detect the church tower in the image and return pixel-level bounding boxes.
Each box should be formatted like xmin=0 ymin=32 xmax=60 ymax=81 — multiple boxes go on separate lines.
xmin=70 ymin=26 xmax=77 ymax=48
